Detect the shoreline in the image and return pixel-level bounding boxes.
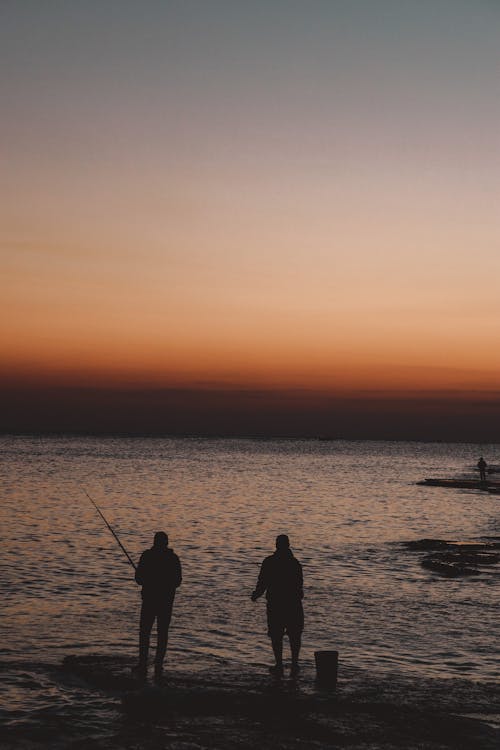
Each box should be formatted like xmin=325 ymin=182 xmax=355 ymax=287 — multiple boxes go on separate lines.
xmin=3 ymin=654 xmax=499 ymax=750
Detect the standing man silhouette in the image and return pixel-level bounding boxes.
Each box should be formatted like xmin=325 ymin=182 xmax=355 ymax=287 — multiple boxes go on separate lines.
xmin=135 ymin=531 xmax=182 ymax=683
xmin=477 ymin=456 xmax=487 ymax=483
xmin=251 ymin=534 xmax=304 ymax=675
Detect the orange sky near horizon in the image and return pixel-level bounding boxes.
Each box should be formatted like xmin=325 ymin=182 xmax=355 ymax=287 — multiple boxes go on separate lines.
xmin=2 ymin=2 xmax=500 ymax=402
xmin=3 ymin=200 xmax=499 ymax=393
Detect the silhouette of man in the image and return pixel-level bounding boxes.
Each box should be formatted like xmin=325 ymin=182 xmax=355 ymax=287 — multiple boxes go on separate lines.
xmin=251 ymin=534 xmax=304 ymax=675
xmin=477 ymin=456 xmax=487 ymax=483
xmin=135 ymin=531 xmax=182 ymax=683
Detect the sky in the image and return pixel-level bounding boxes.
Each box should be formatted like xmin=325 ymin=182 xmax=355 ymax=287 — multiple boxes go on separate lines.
xmin=1 ymin=1 xmax=499 ymax=438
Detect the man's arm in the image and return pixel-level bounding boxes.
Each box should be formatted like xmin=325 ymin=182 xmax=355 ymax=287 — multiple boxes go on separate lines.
xmin=174 ymin=555 xmax=182 ymax=588
xmin=135 ymin=552 xmax=146 ymax=586
xmin=251 ymin=558 xmax=268 ymax=601
xmin=298 ymin=561 xmax=304 ymax=600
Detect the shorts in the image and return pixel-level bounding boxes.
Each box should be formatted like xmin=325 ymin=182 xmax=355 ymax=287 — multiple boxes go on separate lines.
xmin=266 ymin=601 xmax=304 ymax=639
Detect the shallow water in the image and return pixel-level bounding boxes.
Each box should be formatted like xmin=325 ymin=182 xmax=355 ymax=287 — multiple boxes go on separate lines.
xmin=1 ymin=436 xmax=499 ymax=744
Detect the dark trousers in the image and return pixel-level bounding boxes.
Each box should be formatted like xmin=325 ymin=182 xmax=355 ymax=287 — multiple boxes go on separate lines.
xmin=139 ymin=595 xmax=175 ymax=669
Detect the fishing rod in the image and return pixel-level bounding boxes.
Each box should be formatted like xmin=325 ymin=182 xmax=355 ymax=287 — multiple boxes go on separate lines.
xmin=79 ymin=485 xmax=137 ymax=571
xmin=35 ymin=435 xmax=136 ymax=571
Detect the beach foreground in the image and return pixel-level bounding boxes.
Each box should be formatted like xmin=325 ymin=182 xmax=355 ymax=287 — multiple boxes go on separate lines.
xmin=3 ymin=654 xmax=499 ymax=750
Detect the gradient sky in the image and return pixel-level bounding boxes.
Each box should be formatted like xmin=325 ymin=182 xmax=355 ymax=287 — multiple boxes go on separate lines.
xmin=1 ymin=1 xmax=499 ymax=436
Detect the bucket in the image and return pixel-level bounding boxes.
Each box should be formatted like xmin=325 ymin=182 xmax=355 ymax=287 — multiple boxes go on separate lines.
xmin=314 ymin=650 xmax=338 ymax=687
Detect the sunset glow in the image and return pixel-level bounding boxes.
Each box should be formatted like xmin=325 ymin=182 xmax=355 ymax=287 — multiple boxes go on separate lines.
xmin=1 ymin=2 xmax=499 ymax=436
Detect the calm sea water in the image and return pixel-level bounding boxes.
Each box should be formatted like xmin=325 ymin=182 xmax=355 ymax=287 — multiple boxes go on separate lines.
xmin=1 ymin=436 xmax=499 ymax=741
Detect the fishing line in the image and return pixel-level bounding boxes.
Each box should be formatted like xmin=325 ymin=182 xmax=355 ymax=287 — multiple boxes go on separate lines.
xmin=76 ymin=483 xmax=137 ymax=571
xmin=37 ymin=435 xmax=137 ymax=570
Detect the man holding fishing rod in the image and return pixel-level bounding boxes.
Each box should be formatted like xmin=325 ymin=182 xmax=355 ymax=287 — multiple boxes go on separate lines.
xmin=81 ymin=488 xmax=182 ymax=684
xmin=134 ymin=531 xmax=182 ymax=684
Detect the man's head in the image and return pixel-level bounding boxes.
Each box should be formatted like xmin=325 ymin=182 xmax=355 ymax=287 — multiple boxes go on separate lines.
xmin=276 ymin=534 xmax=290 ymax=551
xmin=153 ymin=531 xmax=169 ymax=549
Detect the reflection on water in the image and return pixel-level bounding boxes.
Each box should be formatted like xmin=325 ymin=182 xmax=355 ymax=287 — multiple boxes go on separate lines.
xmin=1 ymin=436 xmax=498 ymax=686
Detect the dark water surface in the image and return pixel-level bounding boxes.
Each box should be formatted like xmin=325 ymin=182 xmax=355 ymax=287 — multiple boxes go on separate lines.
xmin=1 ymin=437 xmax=499 ymax=746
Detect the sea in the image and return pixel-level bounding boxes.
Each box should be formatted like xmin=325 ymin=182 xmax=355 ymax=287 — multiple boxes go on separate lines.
xmin=1 ymin=436 xmax=499 ymax=748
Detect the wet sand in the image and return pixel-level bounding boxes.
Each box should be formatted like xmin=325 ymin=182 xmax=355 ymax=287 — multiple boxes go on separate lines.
xmin=4 ymin=654 xmax=498 ymax=750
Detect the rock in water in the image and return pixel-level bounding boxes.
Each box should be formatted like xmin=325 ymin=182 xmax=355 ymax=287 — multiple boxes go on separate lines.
xmin=404 ymin=538 xmax=500 ymax=577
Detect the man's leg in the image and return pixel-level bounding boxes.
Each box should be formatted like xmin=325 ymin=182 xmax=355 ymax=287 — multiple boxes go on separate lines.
xmin=288 ymin=603 xmax=304 ymax=673
xmin=267 ymin=604 xmax=284 ymax=673
xmin=289 ymin=630 xmax=302 ymax=670
xmin=270 ymin=634 xmax=284 ymax=669
xmin=138 ymin=600 xmax=156 ymax=677
xmin=154 ymin=599 xmax=174 ymax=682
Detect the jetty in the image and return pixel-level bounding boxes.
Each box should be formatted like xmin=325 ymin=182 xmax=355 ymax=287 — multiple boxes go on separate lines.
xmin=417 ymin=478 xmax=500 ymax=491
xmin=417 ymin=457 xmax=500 ymax=494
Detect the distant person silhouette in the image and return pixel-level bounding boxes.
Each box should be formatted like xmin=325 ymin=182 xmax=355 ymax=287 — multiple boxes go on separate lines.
xmin=477 ymin=456 xmax=487 ymax=483
xmin=251 ymin=534 xmax=304 ymax=675
xmin=134 ymin=531 xmax=182 ymax=683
